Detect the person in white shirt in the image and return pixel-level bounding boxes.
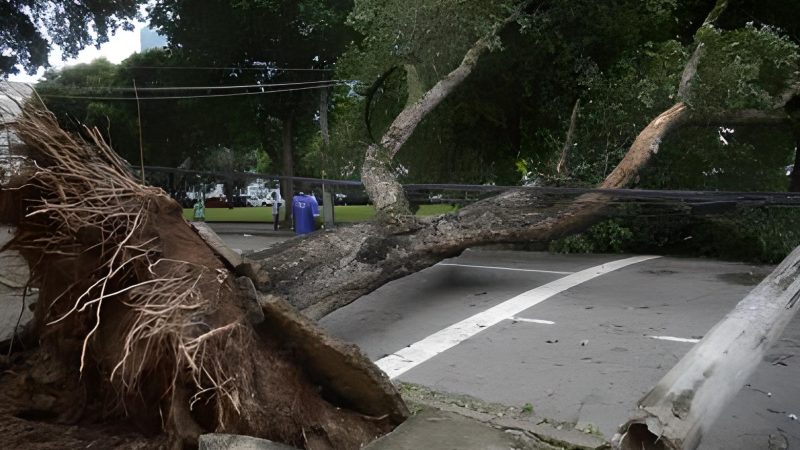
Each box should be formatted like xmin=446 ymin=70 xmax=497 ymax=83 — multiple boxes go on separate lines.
xmin=271 ymin=190 xmax=282 ymax=230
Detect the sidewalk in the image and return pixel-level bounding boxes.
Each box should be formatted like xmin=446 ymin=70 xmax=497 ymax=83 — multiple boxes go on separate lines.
xmin=381 ymin=385 xmax=610 ymax=450
xmin=198 ymin=405 xmax=609 ymax=450
xmin=364 ymin=409 xmax=548 ymax=450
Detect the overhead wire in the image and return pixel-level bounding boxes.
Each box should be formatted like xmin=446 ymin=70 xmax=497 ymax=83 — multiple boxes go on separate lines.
xmin=139 ymin=166 xmax=800 ymax=207
xmin=48 ymin=79 xmax=349 ymax=92
xmin=38 ymin=82 xmax=342 ymax=101
xmin=125 ymin=65 xmax=333 ymax=72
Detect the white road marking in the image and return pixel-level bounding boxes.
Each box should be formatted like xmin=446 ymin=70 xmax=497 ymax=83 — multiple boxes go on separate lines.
xmin=510 ymin=317 xmax=555 ymax=325
xmin=437 ymin=262 xmax=573 ymax=275
xmin=647 ymin=335 xmax=700 ymax=344
xmin=376 ymin=255 xmax=661 ymax=379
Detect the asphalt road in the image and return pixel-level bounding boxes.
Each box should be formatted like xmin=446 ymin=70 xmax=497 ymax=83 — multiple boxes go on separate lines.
xmin=209 ymin=224 xmax=800 ymax=449
xmin=319 ymin=249 xmax=800 ymax=450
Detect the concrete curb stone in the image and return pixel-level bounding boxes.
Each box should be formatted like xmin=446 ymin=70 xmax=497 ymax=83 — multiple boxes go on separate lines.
xmin=198 ymin=434 xmax=300 ymax=450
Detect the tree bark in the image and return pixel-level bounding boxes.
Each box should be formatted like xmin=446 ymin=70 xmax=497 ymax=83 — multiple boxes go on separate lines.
xmin=612 ymin=245 xmax=800 ymax=450
xmin=281 ymin=116 xmax=295 ymax=225
xmin=252 ymin=101 xmax=690 ymax=320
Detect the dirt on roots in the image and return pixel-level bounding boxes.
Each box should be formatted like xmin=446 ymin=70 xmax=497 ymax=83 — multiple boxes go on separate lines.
xmin=0 ymin=98 xmax=407 ymax=448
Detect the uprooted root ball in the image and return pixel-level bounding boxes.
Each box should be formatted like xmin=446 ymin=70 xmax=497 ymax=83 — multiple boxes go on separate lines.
xmin=0 ymin=100 xmax=405 ymax=449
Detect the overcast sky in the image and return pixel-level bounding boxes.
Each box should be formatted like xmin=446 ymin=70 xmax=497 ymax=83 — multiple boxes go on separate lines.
xmin=9 ymin=21 xmax=148 ymax=83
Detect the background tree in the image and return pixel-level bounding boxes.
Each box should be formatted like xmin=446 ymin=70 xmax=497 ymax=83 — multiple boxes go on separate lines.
xmin=148 ymin=0 xmax=355 ymax=222
xmin=36 ymin=50 xmax=270 ymax=198
xmin=1 ymin=0 xmax=143 ymax=76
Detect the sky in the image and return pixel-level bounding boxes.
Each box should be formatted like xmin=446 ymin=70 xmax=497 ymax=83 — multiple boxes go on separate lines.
xmin=8 ymin=21 xmax=149 ymax=84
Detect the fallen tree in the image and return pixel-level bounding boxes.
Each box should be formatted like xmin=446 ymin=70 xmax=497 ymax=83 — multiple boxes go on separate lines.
xmin=2 ymin=1 xmax=799 ymax=448
xmin=249 ymin=0 xmax=798 ymax=320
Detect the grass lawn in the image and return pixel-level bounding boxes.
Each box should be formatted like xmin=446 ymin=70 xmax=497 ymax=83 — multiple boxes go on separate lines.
xmin=182 ymin=204 xmax=457 ymax=223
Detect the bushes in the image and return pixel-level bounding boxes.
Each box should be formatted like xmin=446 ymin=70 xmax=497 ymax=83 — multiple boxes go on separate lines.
xmin=549 ymin=219 xmax=634 ymax=254
xmin=688 ymin=208 xmax=800 ymax=263
xmin=549 ymin=207 xmax=800 ymax=263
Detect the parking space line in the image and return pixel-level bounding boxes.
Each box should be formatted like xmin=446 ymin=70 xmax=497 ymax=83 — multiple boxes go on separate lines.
xmin=437 ymin=263 xmax=573 ymax=275
xmin=376 ymin=255 xmax=661 ymax=379
xmin=510 ymin=317 xmax=555 ymax=325
xmin=647 ymin=335 xmax=701 ymax=344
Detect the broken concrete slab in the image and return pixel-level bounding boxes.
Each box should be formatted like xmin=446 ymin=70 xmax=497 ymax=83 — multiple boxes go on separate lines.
xmin=255 ymin=294 xmax=409 ymax=423
xmin=190 ymin=221 xmax=269 ymax=288
xmin=191 ymin=221 xmax=244 ymax=269
xmin=398 ymin=382 xmax=611 ymax=450
xmin=363 ymin=408 xmax=550 ymax=450
xmin=198 ymin=434 xmax=300 ymax=450
xmin=494 ymin=417 xmax=608 ymax=450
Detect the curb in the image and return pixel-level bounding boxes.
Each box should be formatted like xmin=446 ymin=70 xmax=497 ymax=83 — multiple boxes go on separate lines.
xmin=399 ymin=385 xmax=609 ymax=450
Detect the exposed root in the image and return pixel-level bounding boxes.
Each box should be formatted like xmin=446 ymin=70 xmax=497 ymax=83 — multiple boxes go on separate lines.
xmin=1 ymin=99 xmax=407 ymax=449
xmin=6 ymin=105 xmax=241 ymax=416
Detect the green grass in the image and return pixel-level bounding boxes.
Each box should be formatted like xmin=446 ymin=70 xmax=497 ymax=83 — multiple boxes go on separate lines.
xmin=182 ymin=204 xmax=457 ymax=223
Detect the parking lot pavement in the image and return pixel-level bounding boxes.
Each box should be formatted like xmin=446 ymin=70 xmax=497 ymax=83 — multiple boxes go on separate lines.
xmin=320 ymin=249 xmax=799 ymax=449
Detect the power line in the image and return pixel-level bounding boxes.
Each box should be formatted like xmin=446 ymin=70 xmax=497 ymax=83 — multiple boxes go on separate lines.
xmin=48 ymin=79 xmax=347 ymax=92
xmin=138 ymin=166 xmax=800 ymax=207
xmin=38 ymin=83 xmax=341 ymax=101
xmin=126 ymin=65 xmax=333 ymax=72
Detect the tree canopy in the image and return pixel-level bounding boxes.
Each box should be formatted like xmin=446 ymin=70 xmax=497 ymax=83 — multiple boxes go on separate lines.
xmin=1 ymin=0 xmax=142 ymax=76
xmin=29 ymin=0 xmax=800 ymax=257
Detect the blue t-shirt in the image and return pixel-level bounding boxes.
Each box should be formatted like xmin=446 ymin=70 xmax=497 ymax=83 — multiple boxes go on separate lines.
xmin=292 ymin=194 xmax=319 ymax=234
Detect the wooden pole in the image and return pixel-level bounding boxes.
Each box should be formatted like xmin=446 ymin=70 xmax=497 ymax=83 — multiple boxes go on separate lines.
xmin=613 ymin=245 xmax=800 ymax=450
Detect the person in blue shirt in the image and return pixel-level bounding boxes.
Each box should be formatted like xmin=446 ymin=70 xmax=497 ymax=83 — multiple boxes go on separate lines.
xmin=292 ymin=192 xmax=319 ymax=235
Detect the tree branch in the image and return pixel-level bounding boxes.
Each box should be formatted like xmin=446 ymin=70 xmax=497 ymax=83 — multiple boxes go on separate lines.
xmin=677 ymin=43 xmax=705 ymax=101
xmin=684 ymin=108 xmax=790 ymax=126
xmin=361 ymin=1 xmax=536 ymax=219
xmin=556 ymin=99 xmax=580 ymax=175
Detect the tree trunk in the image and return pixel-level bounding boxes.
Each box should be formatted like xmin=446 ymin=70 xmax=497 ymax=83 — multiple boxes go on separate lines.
xmin=281 ymin=115 xmax=295 ymax=225
xmin=252 ymin=102 xmax=691 ymax=320
xmin=612 ymin=245 xmax=800 ymax=450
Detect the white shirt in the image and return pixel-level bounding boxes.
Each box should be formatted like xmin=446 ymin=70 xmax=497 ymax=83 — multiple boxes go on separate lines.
xmin=271 ymin=191 xmax=282 ymax=214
